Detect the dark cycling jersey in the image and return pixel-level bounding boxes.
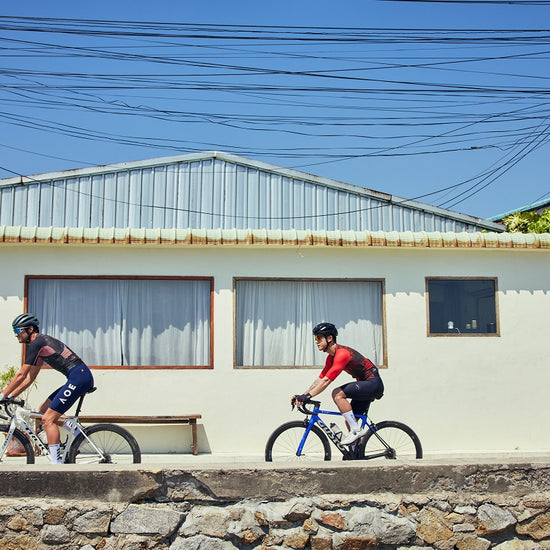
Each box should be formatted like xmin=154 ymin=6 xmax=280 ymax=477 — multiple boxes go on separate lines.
xmin=24 ymin=334 xmax=83 ymax=376
xmin=319 ymin=344 xmax=378 ymax=382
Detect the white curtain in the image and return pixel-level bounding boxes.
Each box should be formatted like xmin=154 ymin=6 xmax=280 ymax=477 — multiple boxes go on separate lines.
xmin=236 ymin=280 xmax=382 ymax=367
xmin=27 ymin=278 xmax=211 ymax=367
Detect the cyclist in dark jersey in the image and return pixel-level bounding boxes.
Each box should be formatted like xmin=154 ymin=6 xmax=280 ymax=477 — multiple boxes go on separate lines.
xmin=0 ymin=313 xmax=94 ymax=464
xmin=291 ymin=322 xmax=383 ymax=445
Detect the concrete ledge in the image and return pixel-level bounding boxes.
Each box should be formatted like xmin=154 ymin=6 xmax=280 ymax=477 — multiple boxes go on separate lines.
xmin=0 ymin=468 xmax=164 ymax=502
xmin=2 ymin=458 xmax=550 ymax=502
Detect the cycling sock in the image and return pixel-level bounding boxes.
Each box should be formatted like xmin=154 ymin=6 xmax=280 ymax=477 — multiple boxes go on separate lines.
xmin=49 ymin=444 xmax=62 ymax=464
xmin=342 ymin=410 xmax=359 ymax=432
xmin=62 ymin=419 xmax=81 ymax=437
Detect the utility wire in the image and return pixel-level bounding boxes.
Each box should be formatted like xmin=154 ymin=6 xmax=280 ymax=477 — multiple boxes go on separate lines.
xmin=1 ymin=17 xmax=549 ymax=210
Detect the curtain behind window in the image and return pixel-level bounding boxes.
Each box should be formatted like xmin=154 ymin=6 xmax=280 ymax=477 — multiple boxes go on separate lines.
xmin=236 ymin=280 xmax=382 ymax=367
xmin=27 ymin=278 xmax=211 ymax=367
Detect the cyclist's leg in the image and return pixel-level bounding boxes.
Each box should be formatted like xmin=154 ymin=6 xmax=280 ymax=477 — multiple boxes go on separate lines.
xmin=352 ymin=380 xmax=383 ymax=422
xmin=336 ymin=379 xmax=384 ymax=439
xmin=42 ymin=409 xmax=63 ymax=447
xmin=331 ymin=385 xmax=360 ymax=432
xmin=35 ymin=390 xmax=57 ymax=433
xmin=345 ymin=378 xmax=384 ymax=407
xmin=351 ymin=399 xmax=371 ymax=417
xmin=331 ymin=386 xmax=353 ymax=413
xmin=45 ymin=364 xmax=94 ymax=461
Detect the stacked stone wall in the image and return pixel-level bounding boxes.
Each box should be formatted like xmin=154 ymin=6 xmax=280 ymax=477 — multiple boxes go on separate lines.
xmin=1 ymin=462 xmax=550 ymax=549
xmin=3 ymin=491 xmax=550 ymax=549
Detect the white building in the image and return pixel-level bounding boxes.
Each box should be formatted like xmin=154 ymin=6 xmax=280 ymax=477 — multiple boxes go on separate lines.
xmin=0 ymin=152 xmax=548 ymax=457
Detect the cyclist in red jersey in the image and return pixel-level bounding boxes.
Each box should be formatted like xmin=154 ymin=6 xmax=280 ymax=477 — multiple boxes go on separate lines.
xmin=291 ymin=322 xmax=384 ymax=445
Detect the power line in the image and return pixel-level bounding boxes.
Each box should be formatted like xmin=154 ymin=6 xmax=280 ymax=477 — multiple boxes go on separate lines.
xmin=0 ymin=17 xmax=549 ymax=212
xmin=378 ymin=0 xmax=550 ymax=5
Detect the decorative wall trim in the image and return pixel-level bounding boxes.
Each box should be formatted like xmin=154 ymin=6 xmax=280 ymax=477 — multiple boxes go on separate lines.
xmin=1 ymin=226 xmax=549 ymax=249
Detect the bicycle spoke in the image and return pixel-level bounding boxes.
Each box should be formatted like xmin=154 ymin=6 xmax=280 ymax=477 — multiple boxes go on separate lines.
xmin=68 ymin=424 xmax=140 ymax=464
xmin=266 ymin=422 xmax=330 ymax=462
xmin=0 ymin=425 xmax=35 ymax=464
xmin=361 ymin=422 xmax=422 ymax=460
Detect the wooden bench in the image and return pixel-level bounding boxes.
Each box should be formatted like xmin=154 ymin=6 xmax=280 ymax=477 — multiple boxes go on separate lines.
xmin=78 ymin=414 xmax=202 ymax=455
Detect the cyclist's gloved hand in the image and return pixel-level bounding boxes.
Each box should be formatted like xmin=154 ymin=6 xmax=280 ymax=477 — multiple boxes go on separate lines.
xmin=0 ymin=396 xmax=23 ymax=406
xmin=295 ymin=393 xmax=312 ymax=404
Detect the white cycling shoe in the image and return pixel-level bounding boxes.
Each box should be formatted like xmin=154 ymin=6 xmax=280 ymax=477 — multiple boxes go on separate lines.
xmin=341 ymin=427 xmax=369 ymax=446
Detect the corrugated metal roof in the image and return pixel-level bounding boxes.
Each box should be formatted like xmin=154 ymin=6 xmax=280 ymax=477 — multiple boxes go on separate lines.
xmin=0 ymin=151 xmax=504 ymax=233
xmin=1 ymin=225 xmax=547 ymax=249
xmin=488 ymin=197 xmax=550 ymax=221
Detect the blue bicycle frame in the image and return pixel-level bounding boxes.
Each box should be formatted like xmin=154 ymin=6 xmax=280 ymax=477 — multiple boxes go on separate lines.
xmin=296 ymin=401 xmax=374 ymax=460
xmin=266 ymin=399 xmax=421 ymax=462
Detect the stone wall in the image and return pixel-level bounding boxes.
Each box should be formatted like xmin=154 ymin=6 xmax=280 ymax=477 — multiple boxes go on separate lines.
xmin=1 ymin=461 xmax=550 ymax=549
xmin=2 ymin=492 xmax=550 ymax=549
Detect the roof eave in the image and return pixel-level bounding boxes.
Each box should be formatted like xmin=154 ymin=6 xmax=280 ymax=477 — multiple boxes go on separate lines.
xmin=0 ymin=226 xmax=546 ymax=249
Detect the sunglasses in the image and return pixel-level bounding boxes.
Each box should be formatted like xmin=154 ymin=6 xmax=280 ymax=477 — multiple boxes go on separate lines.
xmin=13 ymin=328 xmax=25 ymax=335
xmin=314 ymin=334 xmax=323 ymax=342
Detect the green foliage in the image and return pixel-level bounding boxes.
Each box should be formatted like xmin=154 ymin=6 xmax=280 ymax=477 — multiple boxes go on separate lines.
xmin=0 ymin=365 xmax=18 ymax=386
xmin=502 ymin=209 xmax=550 ymax=233
xmin=0 ymin=365 xmax=37 ymax=396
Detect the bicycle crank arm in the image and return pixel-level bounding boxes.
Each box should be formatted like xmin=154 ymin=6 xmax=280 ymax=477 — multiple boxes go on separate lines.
xmin=360 ymin=450 xmax=396 ymax=460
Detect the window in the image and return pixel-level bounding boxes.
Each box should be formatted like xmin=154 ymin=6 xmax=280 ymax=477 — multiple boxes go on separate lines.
xmin=427 ymin=277 xmax=498 ymax=336
xmin=235 ymin=279 xmax=384 ymax=367
xmin=26 ymin=276 xmax=213 ymax=368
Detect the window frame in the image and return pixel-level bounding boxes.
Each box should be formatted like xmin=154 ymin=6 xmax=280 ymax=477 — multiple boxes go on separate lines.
xmin=425 ymin=276 xmax=500 ymax=337
xmin=24 ymin=275 xmax=214 ymax=370
xmin=233 ymin=276 xmax=387 ymax=369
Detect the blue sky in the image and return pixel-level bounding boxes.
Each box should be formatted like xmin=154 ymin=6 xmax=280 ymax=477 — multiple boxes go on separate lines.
xmin=1 ymin=0 xmax=549 ymax=220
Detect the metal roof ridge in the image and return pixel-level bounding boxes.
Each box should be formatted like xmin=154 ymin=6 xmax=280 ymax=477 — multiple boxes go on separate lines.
xmin=0 ymin=151 xmax=226 ymax=187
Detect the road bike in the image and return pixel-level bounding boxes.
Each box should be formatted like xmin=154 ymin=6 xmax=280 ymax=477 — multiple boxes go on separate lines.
xmin=265 ymin=398 xmax=422 ymax=462
xmin=0 ymin=387 xmax=141 ymax=464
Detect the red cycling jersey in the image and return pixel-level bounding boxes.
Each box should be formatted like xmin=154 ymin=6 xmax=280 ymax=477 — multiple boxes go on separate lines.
xmin=319 ymin=344 xmax=377 ymax=382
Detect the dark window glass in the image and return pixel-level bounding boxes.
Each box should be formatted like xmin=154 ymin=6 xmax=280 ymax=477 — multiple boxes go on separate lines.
xmin=428 ymin=279 xmax=497 ymax=335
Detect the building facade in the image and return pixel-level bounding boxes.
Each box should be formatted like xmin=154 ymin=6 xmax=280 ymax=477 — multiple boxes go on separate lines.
xmin=0 ymin=153 xmax=548 ymax=457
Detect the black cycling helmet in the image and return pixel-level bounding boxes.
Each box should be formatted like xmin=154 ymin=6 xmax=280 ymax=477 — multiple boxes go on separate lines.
xmin=12 ymin=313 xmax=40 ymax=330
xmin=312 ymin=322 xmax=338 ymax=338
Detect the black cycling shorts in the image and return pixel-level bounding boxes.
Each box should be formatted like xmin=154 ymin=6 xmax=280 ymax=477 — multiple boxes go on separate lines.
xmin=339 ymin=377 xmax=384 ymax=415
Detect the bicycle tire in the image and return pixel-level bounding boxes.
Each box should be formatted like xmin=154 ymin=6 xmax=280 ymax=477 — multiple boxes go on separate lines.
xmin=66 ymin=423 xmax=141 ymax=464
xmin=0 ymin=424 xmax=35 ymax=464
xmin=358 ymin=420 xmax=422 ymax=460
xmin=265 ymin=421 xmax=331 ymax=462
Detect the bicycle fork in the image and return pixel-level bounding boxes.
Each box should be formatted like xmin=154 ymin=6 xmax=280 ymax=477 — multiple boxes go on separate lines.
xmin=0 ymin=420 xmax=20 ymax=458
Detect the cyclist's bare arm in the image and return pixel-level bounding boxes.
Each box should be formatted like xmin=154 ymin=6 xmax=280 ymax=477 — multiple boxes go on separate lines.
xmin=2 ymin=364 xmax=40 ymax=398
xmin=291 ymin=376 xmax=332 ymax=405
xmin=306 ymin=376 xmax=331 ymax=397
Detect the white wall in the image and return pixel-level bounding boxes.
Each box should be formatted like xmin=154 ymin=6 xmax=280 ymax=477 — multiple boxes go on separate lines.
xmin=0 ymin=243 xmax=548 ymax=457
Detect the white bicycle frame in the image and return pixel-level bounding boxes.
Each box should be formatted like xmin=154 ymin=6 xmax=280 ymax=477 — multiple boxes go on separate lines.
xmin=0 ymin=406 xmax=106 ymax=463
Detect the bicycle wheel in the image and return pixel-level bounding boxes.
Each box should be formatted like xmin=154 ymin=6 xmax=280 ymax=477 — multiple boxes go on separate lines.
xmin=0 ymin=424 xmax=35 ymax=464
xmin=265 ymin=421 xmax=331 ymax=462
xmin=359 ymin=421 xmax=422 ymax=460
xmin=66 ymin=424 xmax=141 ymax=464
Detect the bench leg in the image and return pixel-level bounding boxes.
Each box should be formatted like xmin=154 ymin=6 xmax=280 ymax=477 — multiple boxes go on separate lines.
xmin=190 ymin=420 xmax=198 ymax=455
